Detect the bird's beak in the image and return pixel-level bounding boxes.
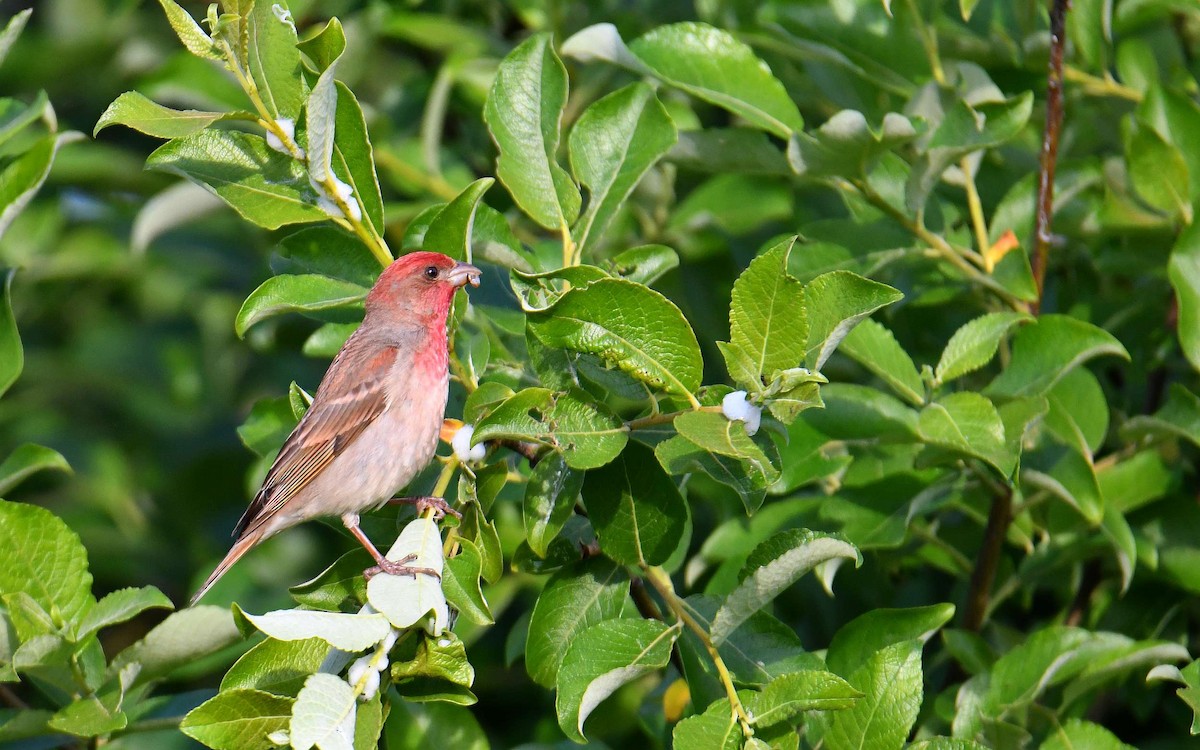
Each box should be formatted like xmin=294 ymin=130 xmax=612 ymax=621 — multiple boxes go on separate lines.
xmin=446 ymin=262 xmax=482 ymax=288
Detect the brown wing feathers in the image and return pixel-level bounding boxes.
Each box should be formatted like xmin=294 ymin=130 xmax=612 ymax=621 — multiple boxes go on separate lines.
xmin=232 ymin=345 xmax=399 ymax=539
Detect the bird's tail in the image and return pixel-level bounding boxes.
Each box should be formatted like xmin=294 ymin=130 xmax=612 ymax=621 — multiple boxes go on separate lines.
xmin=189 ymin=529 xmax=264 ymax=606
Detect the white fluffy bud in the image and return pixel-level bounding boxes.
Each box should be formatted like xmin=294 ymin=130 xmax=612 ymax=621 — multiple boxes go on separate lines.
xmin=721 ymin=390 xmax=762 ymax=436
xmin=452 ymin=424 xmax=487 ymax=462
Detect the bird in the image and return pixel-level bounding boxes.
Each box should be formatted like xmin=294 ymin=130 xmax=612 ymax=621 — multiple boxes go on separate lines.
xmin=190 ymin=251 xmax=481 ymax=605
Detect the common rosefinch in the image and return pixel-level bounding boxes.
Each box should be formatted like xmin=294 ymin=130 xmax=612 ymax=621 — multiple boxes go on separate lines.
xmin=190 ymin=252 xmax=481 ymax=605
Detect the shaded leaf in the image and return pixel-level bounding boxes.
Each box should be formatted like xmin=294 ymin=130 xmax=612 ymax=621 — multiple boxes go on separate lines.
xmin=584 ymin=442 xmax=689 ymax=566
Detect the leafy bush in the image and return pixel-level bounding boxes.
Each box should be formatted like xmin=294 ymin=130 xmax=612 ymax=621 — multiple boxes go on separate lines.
xmin=3 ymin=0 xmax=1200 ymax=748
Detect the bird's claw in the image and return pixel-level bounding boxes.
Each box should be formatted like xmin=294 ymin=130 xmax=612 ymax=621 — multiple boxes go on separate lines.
xmin=363 ymin=553 xmax=442 ymax=581
xmin=389 ymin=495 xmax=462 ymax=520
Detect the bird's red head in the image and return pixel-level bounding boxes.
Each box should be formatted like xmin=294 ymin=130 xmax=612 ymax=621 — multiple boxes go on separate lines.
xmin=365 ymin=251 xmax=481 ymax=325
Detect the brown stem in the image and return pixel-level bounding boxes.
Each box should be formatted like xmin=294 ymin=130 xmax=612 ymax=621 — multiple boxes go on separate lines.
xmin=0 ymin=683 xmax=27 ymax=709
xmin=1030 ymin=0 xmax=1072 ymax=314
xmin=630 ymin=576 xmax=664 ymax=621
xmin=498 ymin=439 xmax=543 ymax=465
xmin=963 ymin=483 xmax=1012 ymax=632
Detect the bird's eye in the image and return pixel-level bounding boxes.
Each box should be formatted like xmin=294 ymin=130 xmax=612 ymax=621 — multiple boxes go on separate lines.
xmin=424 ymin=266 xmax=439 ymax=280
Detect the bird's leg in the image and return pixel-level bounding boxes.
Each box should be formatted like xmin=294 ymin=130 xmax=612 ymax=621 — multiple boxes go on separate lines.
xmin=385 ymin=495 xmax=462 ymax=520
xmin=341 ymin=513 xmax=441 ymax=581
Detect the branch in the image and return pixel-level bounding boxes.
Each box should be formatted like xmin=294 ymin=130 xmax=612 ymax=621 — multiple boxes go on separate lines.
xmin=1030 ymin=0 xmax=1072 ymax=314
xmin=962 ymin=481 xmax=1012 ymax=632
xmin=643 ymin=566 xmax=755 ymax=738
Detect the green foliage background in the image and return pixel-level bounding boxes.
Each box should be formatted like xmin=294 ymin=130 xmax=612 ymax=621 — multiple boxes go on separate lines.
xmin=2 ymin=0 xmax=1200 ymax=748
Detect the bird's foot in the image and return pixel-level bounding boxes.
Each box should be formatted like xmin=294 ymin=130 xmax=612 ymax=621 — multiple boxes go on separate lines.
xmin=388 ymin=495 xmax=462 ymax=520
xmin=363 ymin=553 xmax=442 ymax=581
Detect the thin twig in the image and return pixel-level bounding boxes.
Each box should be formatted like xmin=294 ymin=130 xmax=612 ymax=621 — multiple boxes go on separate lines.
xmin=1030 ymin=0 xmax=1072 ymax=313
xmin=643 ymin=566 xmax=754 ymax=738
xmin=963 ymin=482 xmax=1012 ymax=632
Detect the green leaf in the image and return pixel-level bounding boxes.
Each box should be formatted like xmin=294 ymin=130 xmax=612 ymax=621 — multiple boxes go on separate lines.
xmin=76 ymin=586 xmax=172 ymax=641
xmin=246 ymin=0 xmax=304 ymax=120
xmin=0 ymin=269 xmax=19 ymax=398
xmin=655 ymin=425 xmax=781 ymax=514
xmin=826 ymin=604 xmax=955 ymax=677
xmin=673 ymin=410 xmax=780 ymax=488
xmin=422 ymin=178 xmax=495 ymax=261
xmin=1169 ymin=221 xmax=1200 ymax=374
xmin=221 ymin=637 xmax=331 ymax=696
xmin=94 ymin=91 xmax=250 ymax=138
xmin=822 ymin=640 xmax=923 ymax=750
xmin=332 ymin=82 xmax=385 ymax=234
xmin=273 ymin=227 xmax=380 ymax=287
xmin=555 ymin=618 xmax=677 ymax=742
xmin=510 ymin=265 xmax=609 ymax=314
xmin=0 ymin=132 xmax=82 ymax=242
xmin=472 ymin=387 xmax=628 ymax=469
xmin=804 ymin=383 xmax=919 ymax=441
xmin=1126 ymin=119 xmax=1192 ymax=223
xmin=1140 ymin=84 xmax=1200 ymax=205
xmin=723 ymin=238 xmax=807 ymax=391
xmin=671 ymin=696 xmax=742 ymax=750
xmin=528 ymin=278 xmax=703 ymax=400
xmin=906 ymin=93 xmax=1034 ymax=213
xmin=155 ymin=0 xmax=221 ymax=60
xmin=1123 ymin=383 xmax=1200 ymax=450
xmin=1041 ymin=719 xmax=1136 ymax=750
xmin=443 ymin=539 xmax=493 ymax=625
xmin=711 ymin=529 xmax=860 ymax=645
xmin=748 ymin=671 xmax=862 ymax=727
xmin=608 ymin=244 xmax=679 ymax=286
xmin=0 ymin=499 xmax=93 ymax=631
xmin=110 ymin=605 xmax=241 ymax=686
xmin=235 ymin=274 xmax=367 ymax=337
xmin=391 ymin=631 xmax=474 ymax=688
xmin=0 ymin=443 xmax=71 ymax=497
xmin=146 ymin=130 xmax=327 ymax=230
xmin=385 ymin=701 xmax=489 ymax=749
xmin=918 ymin=392 xmax=1015 ymax=476
xmin=667 ymin=128 xmax=791 ymax=176
xmin=627 ymin=22 xmax=804 ymax=138
xmin=986 ymin=315 xmax=1129 ymax=398
xmin=484 ymin=33 xmax=580 ymax=231
xmin=0 ymin=91 xmax=51 ymax=150
xmin=181 ymin=689 xmax=294 ymax=750
xmin=788 ymin=110 xmax=918 ymax=180
xmin=568 ymin=82 xmax=677 ymax=255
xmin=839 ymin=318 xmax=923 ymax=406
xmin=525 ymin=558 xmax=629 ymax=688
xmin=1024 ymin=450 xmax=1105 ymax=524
xmin=804 ymin=271 xmax=904 ymax=371
xmin=48 ymin=689 xmax=126 ymax=737
xmin=291 ymin=672 xmax=357 ymax=750
xmin=1044 ymin=367 xmax=1108 ymax=456
xmin=297 ymin=17 xmax=346 ymax=73
xmin=0 ymin=708 xmax=53 ymax=742
xmin=524 ymin=453 xmax=584 ymax=557
xmin=583 ymin=442 xmax=689 ymax=567
xmin=935 ymin=312 xmax=1033 ymax=385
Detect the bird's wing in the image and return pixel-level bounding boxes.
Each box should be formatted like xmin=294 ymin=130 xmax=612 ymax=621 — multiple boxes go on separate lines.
xmin=233 ymin=344 xmax=400 ymax=538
